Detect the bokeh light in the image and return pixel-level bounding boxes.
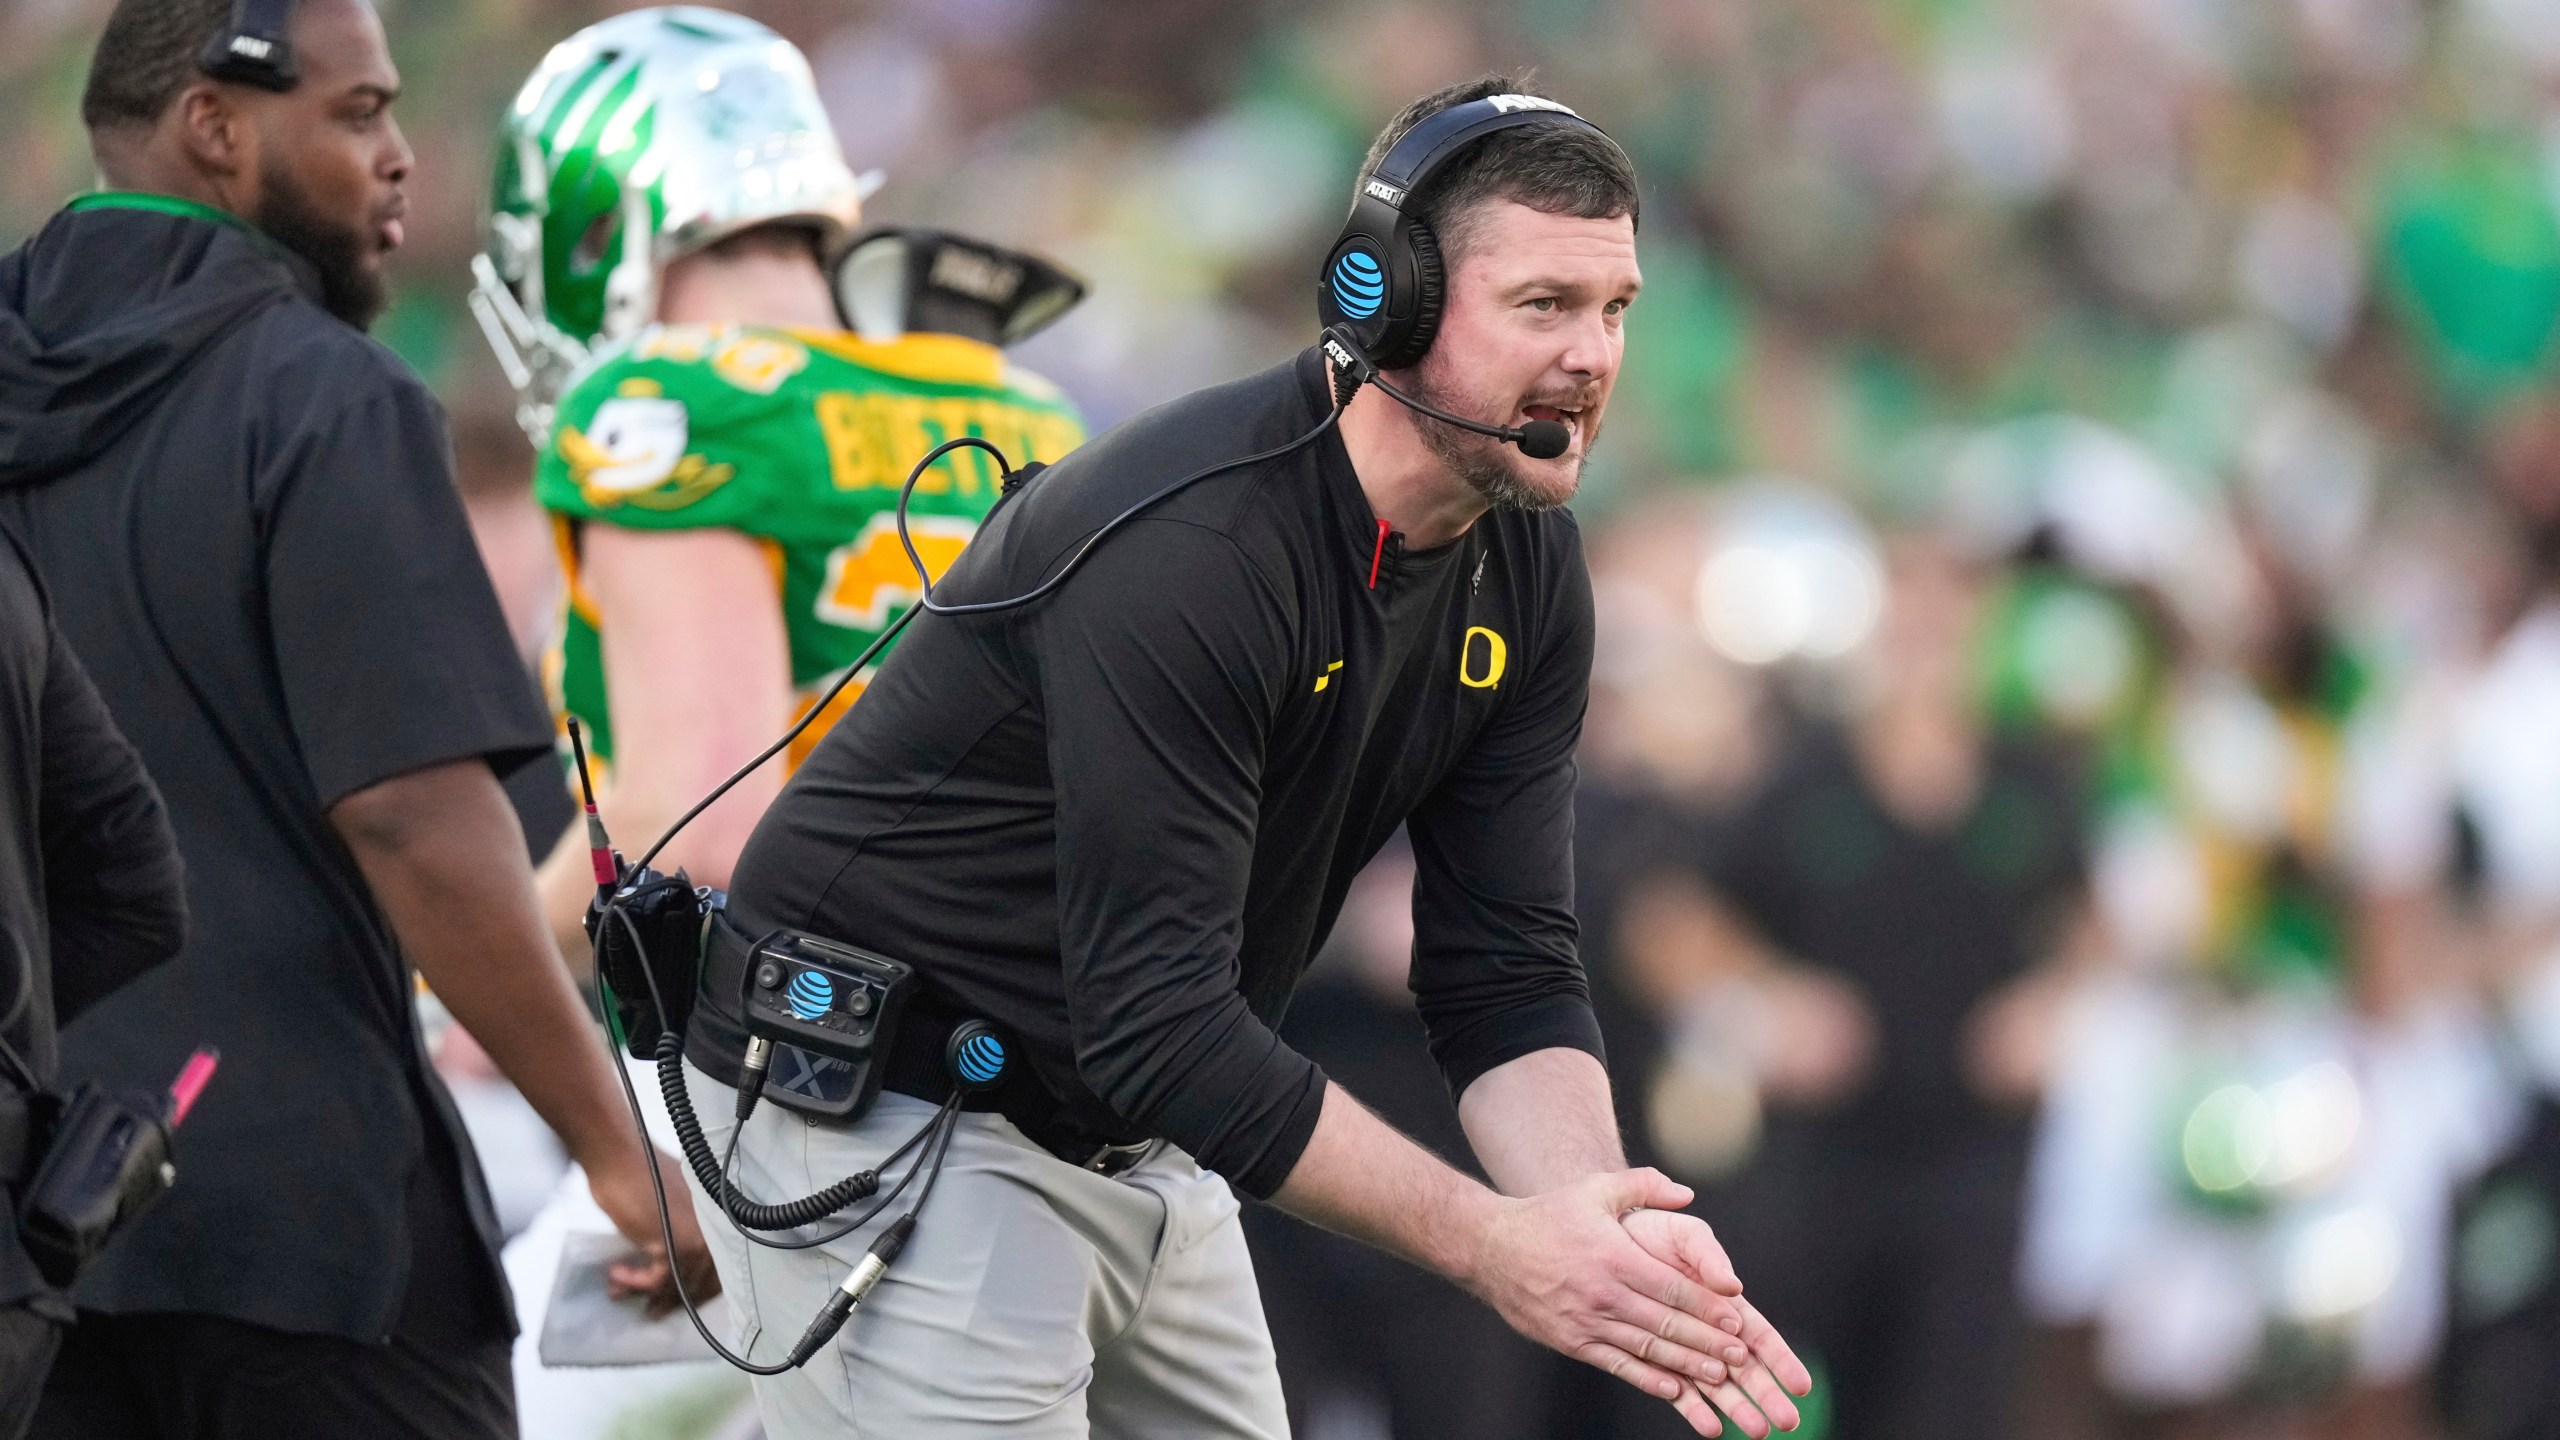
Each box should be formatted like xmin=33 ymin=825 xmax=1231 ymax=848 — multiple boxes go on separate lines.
xmin=1694 ymin=487 xmax=1884 ymax=668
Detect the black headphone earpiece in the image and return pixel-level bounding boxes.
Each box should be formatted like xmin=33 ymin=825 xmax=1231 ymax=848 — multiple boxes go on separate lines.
xmin=198 ymin=0 xmax=300 ymax=93
xmin=1391 ymin=221 xmax=1447 ymax=371
xmin=1317 ymin=93 xmax=1624 ymax=370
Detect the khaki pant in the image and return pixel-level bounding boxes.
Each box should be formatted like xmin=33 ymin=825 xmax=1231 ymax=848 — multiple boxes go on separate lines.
xmin=682 ymin=1063 xmax=1292 ymax=1439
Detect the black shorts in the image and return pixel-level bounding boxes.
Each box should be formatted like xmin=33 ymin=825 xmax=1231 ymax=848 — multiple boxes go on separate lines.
xmin=26 ymin=1310 xmax=513 ymax=1440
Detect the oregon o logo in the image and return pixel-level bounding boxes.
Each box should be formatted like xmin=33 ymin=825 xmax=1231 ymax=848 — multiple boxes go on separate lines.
xmin=1459 ymin=626 xmax=1507 ymax=689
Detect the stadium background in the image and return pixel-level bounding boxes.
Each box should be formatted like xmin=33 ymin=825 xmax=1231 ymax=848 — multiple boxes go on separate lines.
xmin=9 ymin=2 xmax=2560 ymax=1438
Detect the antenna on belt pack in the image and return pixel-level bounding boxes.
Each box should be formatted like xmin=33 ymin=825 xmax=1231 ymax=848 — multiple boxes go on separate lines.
xmin=567 ymin=718 xmax=700 ymax=1065
xmin=566 ymin=718 xmax=618 ymax=900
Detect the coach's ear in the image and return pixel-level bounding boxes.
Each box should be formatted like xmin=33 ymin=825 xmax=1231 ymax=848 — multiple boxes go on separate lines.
xmin=170 ymin=80 xmax=259 ymax=193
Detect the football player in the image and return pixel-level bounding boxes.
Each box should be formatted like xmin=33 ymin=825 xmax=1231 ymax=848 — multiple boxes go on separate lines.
xmin=472 ymin=7 xmax=1086 ymax=963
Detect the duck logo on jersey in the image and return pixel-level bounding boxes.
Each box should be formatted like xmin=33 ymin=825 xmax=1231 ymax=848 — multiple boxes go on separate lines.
xmin=558 ymin=390 xmax=737 ymax=510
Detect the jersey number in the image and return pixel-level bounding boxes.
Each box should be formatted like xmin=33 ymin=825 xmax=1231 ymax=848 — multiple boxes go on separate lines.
xmin=816 ymin=513 xmax=978 ymax=631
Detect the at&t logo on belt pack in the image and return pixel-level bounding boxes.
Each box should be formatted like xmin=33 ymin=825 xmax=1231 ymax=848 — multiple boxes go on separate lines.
xmin=743 ymin=932 xmax=916 ymax=1119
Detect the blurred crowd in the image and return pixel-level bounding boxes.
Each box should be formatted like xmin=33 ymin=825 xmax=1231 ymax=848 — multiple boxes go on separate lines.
xmin=13 ymin=0 xmax=2560 ymax=1436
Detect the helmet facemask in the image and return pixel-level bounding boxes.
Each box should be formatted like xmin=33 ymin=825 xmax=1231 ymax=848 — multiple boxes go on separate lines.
xmin=474 ymin=7 xmax=873 ymax=441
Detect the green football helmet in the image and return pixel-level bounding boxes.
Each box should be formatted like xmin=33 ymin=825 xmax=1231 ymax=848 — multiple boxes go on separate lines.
xmin=470 ymin=6 xmax=876 ymax=439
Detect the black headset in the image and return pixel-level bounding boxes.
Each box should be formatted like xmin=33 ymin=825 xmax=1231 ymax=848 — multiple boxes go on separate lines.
xmin=1316 ymin=93 xmax=1625 ymax=371
xmin=197 ymin=0 xmax=299 ymax=92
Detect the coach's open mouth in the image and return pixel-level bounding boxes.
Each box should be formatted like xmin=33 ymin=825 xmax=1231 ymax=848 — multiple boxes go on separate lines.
xmin=1522 ymin=403 xmax=1582 ymax=444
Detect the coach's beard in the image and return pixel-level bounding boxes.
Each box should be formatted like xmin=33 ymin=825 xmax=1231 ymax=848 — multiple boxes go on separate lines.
xmin=1409 ymin=368 xmax=1597 ymax=513
xmin=251 ymin=165 xmax=391 ymax=331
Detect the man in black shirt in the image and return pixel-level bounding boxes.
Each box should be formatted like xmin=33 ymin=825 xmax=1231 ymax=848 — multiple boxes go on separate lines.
xmin=0 ymin=529 xmax=187 ymax=1434
xmin=0 ymin=2 xmax=711 ymax=1435
xmin=690 ymin=76 xmax=1808 ymax=1439
xmin=1665 ymin=540 xmax=2090 ymax=1439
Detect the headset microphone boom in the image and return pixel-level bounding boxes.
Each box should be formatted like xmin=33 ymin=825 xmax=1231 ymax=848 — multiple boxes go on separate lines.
xmin=1318 ymin=329 xmax=1571 ymax=460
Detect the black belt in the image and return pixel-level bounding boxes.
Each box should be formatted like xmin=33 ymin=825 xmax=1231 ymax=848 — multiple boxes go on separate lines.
xmin=878 ymin=1014 xmax=1161 ymax=1176
xmin=698 ymin=923 xmax=1162 ymax=1178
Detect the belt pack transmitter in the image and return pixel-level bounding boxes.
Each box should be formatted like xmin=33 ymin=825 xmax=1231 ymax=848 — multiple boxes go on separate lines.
xmin=740 ymin=931 xmax=916 ymax=1120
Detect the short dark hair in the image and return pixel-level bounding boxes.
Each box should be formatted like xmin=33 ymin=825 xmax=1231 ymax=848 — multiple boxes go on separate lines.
xmin=82 ymin=0 xmax=237 ymax=132
xmin=1359 ymin=73 xmax=1639 ymax=265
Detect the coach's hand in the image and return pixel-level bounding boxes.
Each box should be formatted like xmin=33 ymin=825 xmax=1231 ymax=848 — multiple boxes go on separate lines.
xmin=1623 ymin=1208 xmax=1811 ymax=1435
xmin=1461 ymin=1167 xmax=1757 ymax=1431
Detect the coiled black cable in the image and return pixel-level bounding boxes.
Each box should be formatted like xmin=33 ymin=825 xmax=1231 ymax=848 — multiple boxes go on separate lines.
xmin=652 ymin=1032 xmax=879 ymax=1231
xmin=610 ymin=910 xmax=938 ymax=1244
xmin=726 ymin=1099 xmax=955 ymax=1254
xmin=595 ymin=910 xmax=957 ymax=1376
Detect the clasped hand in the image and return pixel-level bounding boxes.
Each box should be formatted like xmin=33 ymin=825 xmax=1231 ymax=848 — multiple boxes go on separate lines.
xmin=1464 ymin=1168 xmax=1810 ymax=1437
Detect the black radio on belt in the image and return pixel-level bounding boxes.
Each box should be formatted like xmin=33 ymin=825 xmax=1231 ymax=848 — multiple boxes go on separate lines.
xmin=741 ymin=932 xmax=915 ymax=1120
xmin=588 ymin=864 xmax=716 ymax=1061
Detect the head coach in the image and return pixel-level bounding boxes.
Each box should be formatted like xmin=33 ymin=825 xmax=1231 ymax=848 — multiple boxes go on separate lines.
xmin=683 ymin=76 xmax=1815 ymax=1438
xmin=0 ymin=1 xmax=713 ymax=1435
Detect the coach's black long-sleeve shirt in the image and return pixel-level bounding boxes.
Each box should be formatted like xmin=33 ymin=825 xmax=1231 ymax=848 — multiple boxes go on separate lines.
xmin=712 ymin=346 xmax=1602 ymax=1198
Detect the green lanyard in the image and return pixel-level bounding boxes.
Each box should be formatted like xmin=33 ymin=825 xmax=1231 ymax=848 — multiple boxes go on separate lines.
xmin=63 ymin=191 xmax=259 ymax=240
